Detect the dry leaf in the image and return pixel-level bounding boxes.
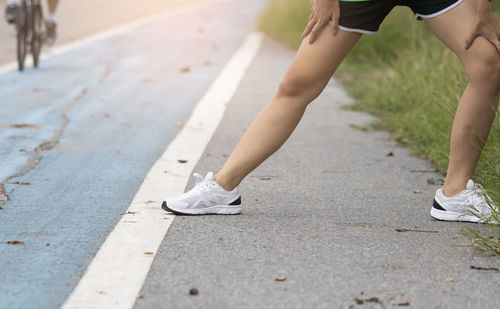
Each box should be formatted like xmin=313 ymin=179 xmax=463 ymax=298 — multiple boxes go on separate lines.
xmin=177 ymin=160 xmax=188 ymax=163
xmin=144 ymin=252 xmax=154 ymax=255
xmin=444 ymin=277 xmax=454 ymax=283
xmin=8 ymin=181 xmax=30 ymax=185
xmin=397 ymin=301 xmax=410 ymax=306
xmin=179 ymin=67 xmax=191 ymax=73
xmin=189 ymin=288 xmax=199 ymax=295
xmin=7 ymin=240 xmax=24 ymax=245
xmin=275 ymin=276 xmax=287 ymax=281
xmin=9 ymin=124 xmax=39 ymax=129
xmin=104 ymin=113 xmax=110 ymax=118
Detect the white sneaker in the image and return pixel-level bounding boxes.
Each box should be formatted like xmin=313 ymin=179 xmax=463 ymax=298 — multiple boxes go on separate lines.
xmin=431 ymin=179 xmax=497 ymax=223
xmin=162 ymin=172 xmax=241 ymax=215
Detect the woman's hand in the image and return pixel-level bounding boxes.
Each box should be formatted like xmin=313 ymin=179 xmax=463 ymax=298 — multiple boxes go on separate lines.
xmin=465 ymin=0 xmax=500 ymax=54
xmin=302 ymin=0 xmax=340 ymax=44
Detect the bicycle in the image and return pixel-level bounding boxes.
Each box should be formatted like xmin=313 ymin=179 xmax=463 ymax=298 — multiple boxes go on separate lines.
xmin=13 ymin=0 xmax=44 ymax=71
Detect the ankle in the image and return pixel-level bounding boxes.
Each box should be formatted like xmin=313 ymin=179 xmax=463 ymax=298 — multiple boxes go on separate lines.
xmin=442 ymin=182 xmax=467 ymax=197
xmin=214 ymin=173 xmax=238 ymax=191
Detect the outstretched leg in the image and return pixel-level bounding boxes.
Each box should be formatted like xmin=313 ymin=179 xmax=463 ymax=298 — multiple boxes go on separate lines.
xmin=424 ymin=0 xmax=500 ymax=197
xmin=214 ymin=26 xmax=361 ymax=190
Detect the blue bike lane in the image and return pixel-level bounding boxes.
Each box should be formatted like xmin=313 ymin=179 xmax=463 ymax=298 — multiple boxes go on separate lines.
xmin=0 ymin=1 xmax=267 ymax=308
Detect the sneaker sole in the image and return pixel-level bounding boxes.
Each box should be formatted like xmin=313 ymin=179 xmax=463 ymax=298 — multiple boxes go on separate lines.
xmin=430 ymin=208 xmax=480 ymax=223
xmin=161 ymin=201 xmax=242 ymax=215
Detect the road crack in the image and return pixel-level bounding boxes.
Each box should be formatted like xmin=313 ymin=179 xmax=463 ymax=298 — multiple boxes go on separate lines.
xmin=0 ymin=88 xmax=88 ymax=210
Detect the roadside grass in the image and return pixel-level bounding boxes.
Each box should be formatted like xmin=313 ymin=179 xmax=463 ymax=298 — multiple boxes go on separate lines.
xmin=257 ymin=0 xmax=500 ymax=255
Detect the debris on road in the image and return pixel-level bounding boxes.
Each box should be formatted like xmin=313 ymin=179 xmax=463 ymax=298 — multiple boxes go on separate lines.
xmin=189 ymin=288 xmax=199 ymax=295
xmin=177 ymin=160 xmax=188 ymax=163
xmin=470 ymin=265 xmax=499 ymax=272
xmin=395 ymin=228 xmax=439 ymax=234
xmin=397 ymin=301 xmax=410 ymax=306
xmin=179 ymin=67 xmax=191 ymax=73
xmin=8 ymin=124 xmax=40 ymax=129
xmin=6 ymin=241 xmax=24 ymax=245
xmin=7 ymin=181 xmax=31 ymax=185
xmin=275 ymin=276 xmax=287 ymax=282
xmin=354 ymin=296 xmax=383 ymax=306
xmin=121 ymin=211 xmax=136 ymax=215
xmin=444 ymin=277 xmax=454 ymax=283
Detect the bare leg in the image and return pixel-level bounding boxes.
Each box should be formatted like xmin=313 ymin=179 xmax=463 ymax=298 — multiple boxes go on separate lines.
xmin=46 ymin=0 xmax=59 ymax=14
xmin=215 ymin=27 xmax=361 ymax=190
xmin=424 ymin=0 xmax=500 ymax=196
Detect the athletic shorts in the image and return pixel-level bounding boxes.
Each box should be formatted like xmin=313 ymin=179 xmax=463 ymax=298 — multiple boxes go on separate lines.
xmin=337 ymin=0 xmax=463 ymax=34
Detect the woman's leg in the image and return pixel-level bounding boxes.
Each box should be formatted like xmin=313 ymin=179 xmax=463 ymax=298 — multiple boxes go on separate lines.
xmin=214 ymin=27 xmax=361 ymax=190
xmin=47 ymin=0 xmax=59 ymax=14
xmin=424 ymin=0 xmax=500 ymax=196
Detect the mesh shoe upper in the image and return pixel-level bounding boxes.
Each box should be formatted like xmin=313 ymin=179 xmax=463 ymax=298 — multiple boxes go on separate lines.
xmin=434 ymin=179 xmax=497 ymax=222
xmin=165 ymin=172 xmax=239 ymax=210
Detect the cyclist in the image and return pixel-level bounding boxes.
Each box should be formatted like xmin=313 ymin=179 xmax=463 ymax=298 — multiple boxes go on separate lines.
xmin=5 ymin=0 xmax=59 ymax=45
xmin=163 ymin=0 xmax=499 ymax=221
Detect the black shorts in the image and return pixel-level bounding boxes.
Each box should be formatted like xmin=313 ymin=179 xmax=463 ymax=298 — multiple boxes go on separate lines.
xmin=337 ymin=0 xmax=463 ymax=34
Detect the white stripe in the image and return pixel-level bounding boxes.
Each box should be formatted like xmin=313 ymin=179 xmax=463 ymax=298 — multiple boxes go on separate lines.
xmin=338 ymin=25 xmax=376 ymax=35
xmin=60 ymin=32 xmax=263 ymax=309
xmin=0 ymin=0 xmax=222 ymax=75
xmin=415 ymin=0 xmax=463 ymax=19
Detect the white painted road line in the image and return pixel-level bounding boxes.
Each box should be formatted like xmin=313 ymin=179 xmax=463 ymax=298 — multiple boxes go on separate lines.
xmin=0 ymin=0 xmax=222 ymax=75
xmin=61 ymin=32 xmax=263 ymax=309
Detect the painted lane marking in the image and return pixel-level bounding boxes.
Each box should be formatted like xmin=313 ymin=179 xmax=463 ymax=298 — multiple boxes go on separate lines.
xmin=0 ymin=0 xmax=222 ymax=75
xmin=61 ymin=32 xmax=263 ymax=309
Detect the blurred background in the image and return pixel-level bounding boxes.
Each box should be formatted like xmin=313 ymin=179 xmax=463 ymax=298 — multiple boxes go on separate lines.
xmin=0 ymin=0 xmax=214 ymax=65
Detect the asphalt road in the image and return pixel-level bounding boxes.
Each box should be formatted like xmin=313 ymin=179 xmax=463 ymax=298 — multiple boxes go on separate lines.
xmin=1 ymin=0 xmax=500 ymax=308
xmin=136 ymin=37 xmax=500 ymax=309
xmin=0 ymin=0 xmax=267 ymax=308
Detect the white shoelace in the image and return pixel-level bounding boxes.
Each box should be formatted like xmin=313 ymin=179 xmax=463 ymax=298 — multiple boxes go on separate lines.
xmin=191 ymin=173 xmax=218 ymax=193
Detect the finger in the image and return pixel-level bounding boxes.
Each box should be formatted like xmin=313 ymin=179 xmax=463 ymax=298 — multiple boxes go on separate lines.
xmin=331 ymin=16 xmax=339 ymax=36
xmin=481 ymin=31 xmax=500 ymax=54
xmin=302 ymin=18 xmax=316 ymax=38
xmin=309 ymin=22 xmax=320 ymax=44
xmin=465 ymin=32 xmax=480 ymax=50
xmin=309 ymin=20 xmax=326 ymax=44
xmin=497 ymin=30 xmax=500 ymax=54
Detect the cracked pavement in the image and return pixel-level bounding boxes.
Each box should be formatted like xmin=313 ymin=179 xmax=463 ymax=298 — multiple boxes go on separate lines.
xmin=1 ymin=0 xmax=499 ymax=308
xmin=0 ymin=0 xmax=267 ymax=308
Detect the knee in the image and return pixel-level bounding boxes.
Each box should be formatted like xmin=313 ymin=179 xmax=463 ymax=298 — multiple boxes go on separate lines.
xmin=276 ymin=71 xmax=323 ymax=102
xmin=463 ymin=45 xmax=500 ymax=88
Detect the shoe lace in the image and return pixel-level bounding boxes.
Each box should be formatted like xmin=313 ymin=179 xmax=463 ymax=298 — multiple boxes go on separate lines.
xmin=460 ymin=184 xmax=496 ymax=216
xmin=191 ymin=172 xmax=217 ymax=193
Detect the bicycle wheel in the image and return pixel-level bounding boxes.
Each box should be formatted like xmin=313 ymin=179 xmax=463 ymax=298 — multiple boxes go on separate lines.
xmin=31 ymin=2 xmax=43 ymax=68
xmin=16 ymin=2 xmax=27 ymax=71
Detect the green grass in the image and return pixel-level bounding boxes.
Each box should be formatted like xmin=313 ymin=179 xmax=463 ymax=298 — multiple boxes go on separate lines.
xmin=257 ymin=0 xmax=500 ymax=255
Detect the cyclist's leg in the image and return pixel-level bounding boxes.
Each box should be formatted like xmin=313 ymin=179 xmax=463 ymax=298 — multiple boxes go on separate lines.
xmin=5 ymin=0 xmax=21 ymax=24
xmin=46 ymin=0 xmax=59 ymax=15
xmin=215 ymin=26 xmax=361 ymax=190
xmin=45 ymin=0 xmax=59 ymax=44
xmin=423 ymin=0 xmax=500 ymax=196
